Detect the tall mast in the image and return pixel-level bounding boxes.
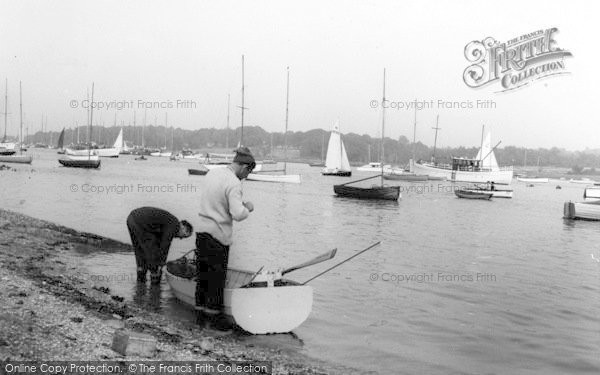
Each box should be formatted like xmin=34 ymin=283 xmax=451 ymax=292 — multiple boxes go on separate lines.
xmin=133 ymin=111 xmax=136 ymax=146
xmin=381 ymin=68 xmax=386 ymax=186
xmin=164 ymin=113 xmax=168 ymax=149
xmin=239 ymin=55 xmax=247 ymax=147
xmin=88 ymin=83 xmax=95 ymax=160
xmin=142 ymin=110 xmax=146 ymax=148
xmin=19 ymin=81 xmax=22 ymax=155
xmin=86 ymin=89 xmax=89 ymax=145
xmin=479 ymin=124 xmax=485 ymax=166
xmin=226 ymin=94 xmax=230 ymax=149
xmin=284 ymin=66 xmax=290 ymax=174
xmin=412 ymin=107 xmax=417 ymax=162
xmin=3 ymin=78 xmax=7 ymax=142
xmin=431 ymin=115 xmax=441 ymax=163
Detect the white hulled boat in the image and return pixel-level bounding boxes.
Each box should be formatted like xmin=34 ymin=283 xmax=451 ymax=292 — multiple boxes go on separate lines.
xmin=517 ymin=177 xmax=549 ymax=183
xmin=564 ymin=200 xmax=600 ymax=221
xmin=411 ymin=129 xmax=513 ymax=184
xmin=356 ymin=162 xmax=393 ymax=173
xmin=584 ymin=185 xmax=600 ymax=201
xmin=95 ymin=129 xmax=123 ymax=157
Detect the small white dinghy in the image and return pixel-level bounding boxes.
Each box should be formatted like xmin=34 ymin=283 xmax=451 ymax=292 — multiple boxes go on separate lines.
xmin=165 ymin=255 xmax=315 ymax=334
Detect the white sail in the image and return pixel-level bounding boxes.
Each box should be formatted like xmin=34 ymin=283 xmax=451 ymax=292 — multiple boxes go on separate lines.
xmin=475 ymin=131 xmax=499 ymax=170
xmin=324 ymin=121 xmax=350 ymax=170
xmin=340 ymin=137 xmax=350 ymax=171
xmin=112 ymin=128 xmax=124 ymax=150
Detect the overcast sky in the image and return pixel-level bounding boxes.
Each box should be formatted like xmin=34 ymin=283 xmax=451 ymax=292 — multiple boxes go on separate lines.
xmin=1 ymin=0 xmax=597 ymax=150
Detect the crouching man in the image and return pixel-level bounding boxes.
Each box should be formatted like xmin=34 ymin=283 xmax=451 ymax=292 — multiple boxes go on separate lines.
xmin=127 ymin=207 xmax=193 ymax=284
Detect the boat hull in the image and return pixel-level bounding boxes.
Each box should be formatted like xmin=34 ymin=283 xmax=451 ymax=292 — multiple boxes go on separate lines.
xmin=322 ymin=169 xmax=352 ymax=177
xmin=517 ymin=177 xmax=549 ymax=183
xmin=58 ymin=158 xmax=101 ymax=169
xmin=564 ymin=200 xmax=600 ymax=221
xmin=165 ymin=262 xmax=313 ymax=334
xmin=0 ymin=155 xmax=32 ymax=164
xmin=188 ymin=168 xmax=208 ymax=176
xmin=570 ymin=178 xmax=598 ymax=185
xmin=96 ymin=148 xmax=119 ymax=158
xmin=455 ymin=190 xmax=492 ymax=200
xmin=412 ymin=161 xmax=513 ymax=184
xmin=333 ymin=184 xmax=400 ymax=200
xmin=464 ymin=188 xmax=513 ymax=198
xmin=383 ymin=173 xmax=428 ymax=182
xmin=584 ymin=187 xmax=600 ymax=200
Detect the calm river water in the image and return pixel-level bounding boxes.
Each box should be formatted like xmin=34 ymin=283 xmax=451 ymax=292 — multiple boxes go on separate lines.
xmin=1 ymin=149 xmax=599 ymax=375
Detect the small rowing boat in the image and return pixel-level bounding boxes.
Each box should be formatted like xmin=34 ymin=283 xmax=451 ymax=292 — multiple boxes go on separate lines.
xmin=188 ymin=168 xmax=208 ymax=176
xmin=166 ymin=256 xmax=313 ymax=334
xmin=455 ymin=189 xmax=492 ymax=200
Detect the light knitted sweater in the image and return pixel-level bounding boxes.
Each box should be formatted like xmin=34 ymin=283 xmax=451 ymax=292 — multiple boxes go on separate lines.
xmin=196 ymin=166 xmax=250 ymax=245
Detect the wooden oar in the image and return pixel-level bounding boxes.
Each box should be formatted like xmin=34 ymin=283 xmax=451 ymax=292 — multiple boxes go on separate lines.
xmin=302 ymin=241 xmax=381 ymax=285
xmin=282 ymin=248 xmax=337 ymax=275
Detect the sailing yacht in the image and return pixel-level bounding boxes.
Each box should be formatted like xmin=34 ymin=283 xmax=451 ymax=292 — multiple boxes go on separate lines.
xmin=0 ymin=79 xmax=16 ymax=156
xmin=247 ymin=67 xmax=301 ymax=183
xmin=321 ymin=120 xmax=352 ymax=176
xmin=59 ymin=84 xmax=100 ymax=168
xmin=95 ymin=129 xmax=122 ymax=157
xmin=0 ymin=81 xmax=32 ymax=164
xmin=332 ymin=69 xmax=400 ymax=200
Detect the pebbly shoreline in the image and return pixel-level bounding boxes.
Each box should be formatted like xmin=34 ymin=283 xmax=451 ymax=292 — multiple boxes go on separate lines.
xmin=0 ymin=209 xmax=347 ymax=375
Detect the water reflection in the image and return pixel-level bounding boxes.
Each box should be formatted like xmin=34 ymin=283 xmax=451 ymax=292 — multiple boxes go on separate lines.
xmin=133 ymin=282 xmax=163 ymax=312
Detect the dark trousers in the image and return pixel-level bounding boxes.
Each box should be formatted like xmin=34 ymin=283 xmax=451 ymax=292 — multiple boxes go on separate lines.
xmin=127 ymin=216 xmax=161 ymax=284
xmin=195 ymin=232 xmax=229 ymax=311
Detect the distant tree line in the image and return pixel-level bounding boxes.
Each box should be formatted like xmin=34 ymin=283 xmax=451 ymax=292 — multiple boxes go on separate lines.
xmin=28 ymin=125 xmax=600 ymax=170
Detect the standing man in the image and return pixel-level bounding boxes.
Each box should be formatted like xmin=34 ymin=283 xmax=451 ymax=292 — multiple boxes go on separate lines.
xmin=127 ymin=207 xmax=193 ymax=284
xmin=195 ymin=147 xmax=255 ymax=326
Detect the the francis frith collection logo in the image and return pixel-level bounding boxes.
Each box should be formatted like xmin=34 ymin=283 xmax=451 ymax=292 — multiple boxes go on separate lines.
xmin=463 ymin=28 xmax=572 ymax=92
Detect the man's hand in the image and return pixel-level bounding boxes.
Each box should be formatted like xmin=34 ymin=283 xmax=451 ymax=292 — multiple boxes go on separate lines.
xmin=243 ymin=201 xmax=254 ymax=212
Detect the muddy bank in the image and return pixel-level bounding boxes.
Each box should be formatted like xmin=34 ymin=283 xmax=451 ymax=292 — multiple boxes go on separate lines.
xmin=0 ymin=209 xmax=348 ymax=374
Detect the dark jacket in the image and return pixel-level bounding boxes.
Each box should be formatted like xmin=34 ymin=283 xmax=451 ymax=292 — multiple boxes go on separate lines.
xmin=127 ymin=207 xmax=180 ymax=267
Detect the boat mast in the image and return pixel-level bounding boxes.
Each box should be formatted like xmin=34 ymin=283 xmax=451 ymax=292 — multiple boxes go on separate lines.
xmin=479 ymin=124 xmax=485 ymax=168
xmin=431 ymin=115 xmax=441 ymax=163
xmin=142 ymin=110 xmax=146 ymax=149
xmin=284 ymin=66 xmax=290 ymax=174
xmin=226 ymin=94 xmax=230 ymax=149
xmin=240 ymin=55 xmax=245 ymax=147
xmin=381 ymin=68 xmax=386 ymax=186
xmin=3 ymin=78 xmax=7 ymax=143
xmin=412 ymin=107 xmax=417 ymax=162
xmin=164 ymin=112 xmax=168 ymax=149
xmin=19 ymin=81 xmax=22 ymax=155
xmin=88 ymin=83 xmax=95 ymax=160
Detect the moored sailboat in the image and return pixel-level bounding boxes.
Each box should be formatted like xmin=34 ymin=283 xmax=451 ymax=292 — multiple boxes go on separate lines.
xmin=322 ymin=121 xmax=352 ymax=176
xmin=59 ymin=84 xmax=100 ymax=168
xmin=56 ymin=128 xmax=66 ymax=154
xmin=0 ymin=81 xmax=32 ymax=164
xmin=333 ymin=69 xmax=400 ymax=201
xmin=247 ymin=67 xmax=301 ymax=184
xmin=0 ymin=79 xmax=17 ymax=157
